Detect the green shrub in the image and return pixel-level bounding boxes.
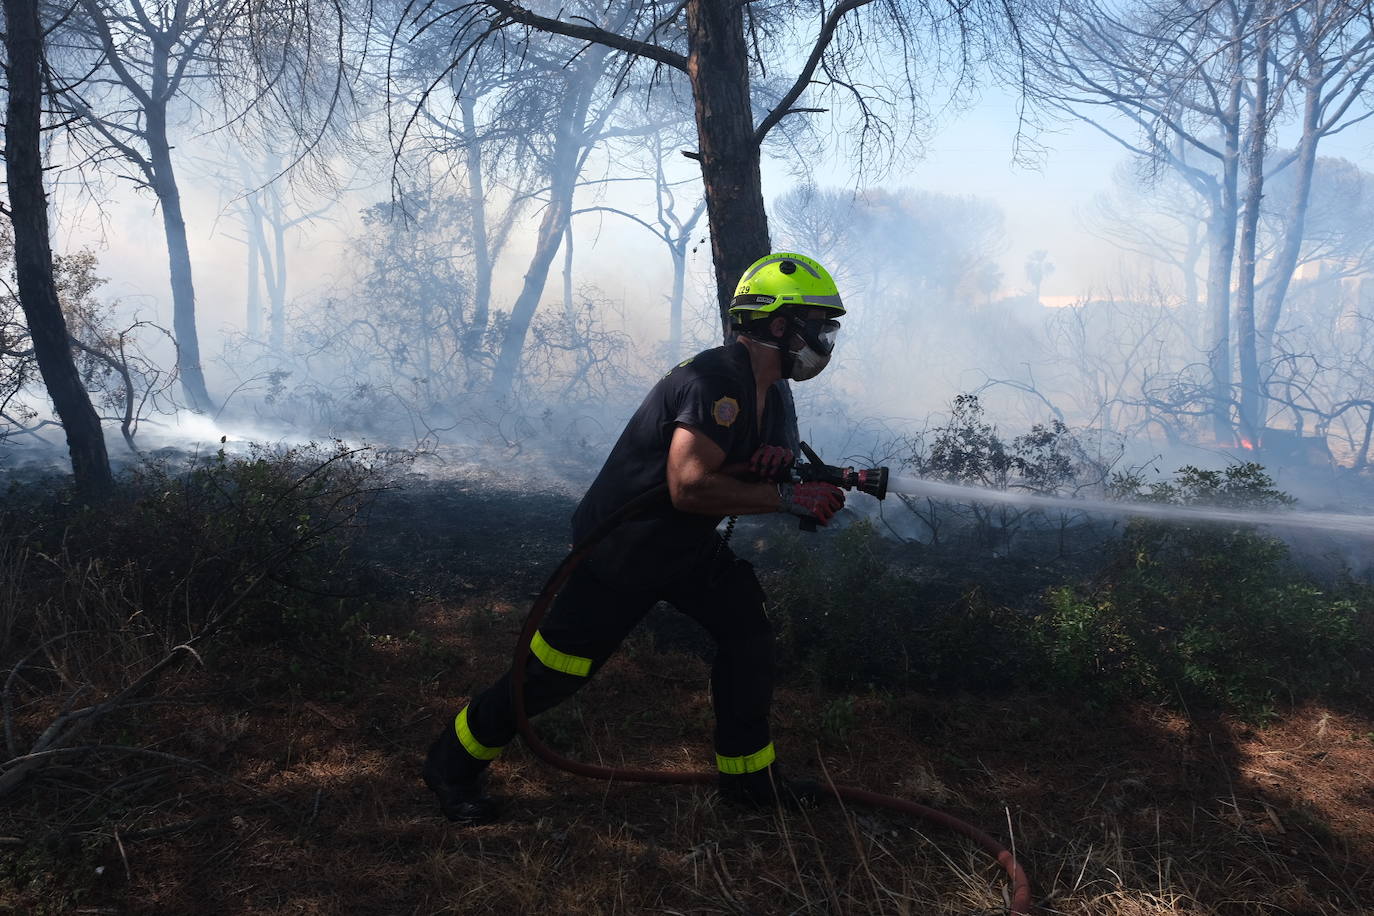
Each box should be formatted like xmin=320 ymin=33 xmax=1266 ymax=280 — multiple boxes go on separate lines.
xmin=1033 ymin=463 xmax=1371 ymax=717
xmin=766 ymin=521 xmax=1033 ymax=692
xmin=768 ymin=521 xmax=914 ymax=689
xmin=4 ymin=441 xmax=385 ymax=645
xmin=913 ymin=586 xmax=1034 ymax=692
xmin=1036 ymin=586 xmax=1156 ymax=702
xmin=900 ymin=394 xmax=1118 ymax=551
xmin=819 ymin=695 xmax=857 ymax=744
xmin=0 ymin=442 xmax=388 ymax=799
xmin=765 ymin=461 xmax=1371 ymax=718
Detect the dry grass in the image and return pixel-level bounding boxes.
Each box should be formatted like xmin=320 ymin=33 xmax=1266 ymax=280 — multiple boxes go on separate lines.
xmin=5 ymin=601 xmax=1370 ymax=915
xmin=3 ymin=478 xmax=1372 ymax=915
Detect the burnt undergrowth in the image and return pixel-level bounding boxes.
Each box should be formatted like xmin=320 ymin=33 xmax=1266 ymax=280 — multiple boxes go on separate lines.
xmin=2 ymin=444 xmax=1373 ymax=913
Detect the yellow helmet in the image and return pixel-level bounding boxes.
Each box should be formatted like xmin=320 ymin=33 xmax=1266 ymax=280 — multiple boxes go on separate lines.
xmin=728 ymin=252 xmax=846 ymax=323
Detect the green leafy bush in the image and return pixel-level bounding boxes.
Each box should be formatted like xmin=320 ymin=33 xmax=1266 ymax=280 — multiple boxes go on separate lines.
xmin=5 ymin=441 xmax=385 ymax=643
xmin=768 ymin=521 xmax=913 ymax=689
xmin=764 ymin=461 xmax=1370 ymax=718
xmin=1033 ymin=464 xmax=1371 ymax=716
xmin=766 ymin=521 xmax=1032 ymax=692
xmin=1035 ymin=587 xmax=1157 ymax=702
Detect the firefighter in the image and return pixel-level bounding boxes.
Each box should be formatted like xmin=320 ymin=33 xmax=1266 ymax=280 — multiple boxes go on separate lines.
xmin=425 ymin=252 xmax=848 ymax=823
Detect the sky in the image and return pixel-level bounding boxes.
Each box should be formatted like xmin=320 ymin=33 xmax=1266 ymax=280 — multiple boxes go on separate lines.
xmin=864 ymin=85 xmax=1374 ymax=306
xmin=787 ymin=86 xmax=1132 ymax=306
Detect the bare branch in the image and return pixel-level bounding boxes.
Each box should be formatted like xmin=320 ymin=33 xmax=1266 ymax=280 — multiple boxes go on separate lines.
xmin=753 ymin=0 xmax=872 ymax=146
xmin=458 ymin=0 xmax=687 ymax=72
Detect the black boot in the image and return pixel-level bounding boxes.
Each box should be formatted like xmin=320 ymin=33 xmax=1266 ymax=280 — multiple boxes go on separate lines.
xmin=423 ymin=726 xmax=501 ymax=825
xmin=718 ymin=765 xmax=830 ymax=810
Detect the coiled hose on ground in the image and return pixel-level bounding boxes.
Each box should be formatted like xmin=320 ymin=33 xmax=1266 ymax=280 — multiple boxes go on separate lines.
xmin=509 ymin=484 xmax=1034 ymax=914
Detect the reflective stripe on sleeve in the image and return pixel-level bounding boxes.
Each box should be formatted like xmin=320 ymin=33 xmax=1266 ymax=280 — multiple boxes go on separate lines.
xmin=716 ymin=741 xmax=776 ymax=775
xmin=531 ymin=630 xmax=593 ymax=677
xmin=454 ymin=705 xmax=503 ymax=761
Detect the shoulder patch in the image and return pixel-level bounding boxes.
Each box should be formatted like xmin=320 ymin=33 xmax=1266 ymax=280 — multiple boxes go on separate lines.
xmin=712 ymin=396 xmax=740 ymax=428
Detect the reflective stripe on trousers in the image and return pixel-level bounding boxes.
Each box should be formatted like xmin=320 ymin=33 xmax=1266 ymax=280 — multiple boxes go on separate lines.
xmin=531 ymin=629 xmax=593 ymax=677
xmin=716 ymin=741 xmax=775 ymax=775
xmin=454 ymin=705 xmax=503 ymax=760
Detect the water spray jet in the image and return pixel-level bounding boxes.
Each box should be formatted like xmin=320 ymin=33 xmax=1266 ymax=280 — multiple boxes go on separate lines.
xmin=884 ymin=475 xmax=1374 ymax=539
xmin=781 ymin=442 xmax=1374 ymax=539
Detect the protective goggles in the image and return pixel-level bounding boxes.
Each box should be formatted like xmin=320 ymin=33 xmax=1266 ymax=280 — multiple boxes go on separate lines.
xmin=788 ymin=316 xmax=841 ymax=356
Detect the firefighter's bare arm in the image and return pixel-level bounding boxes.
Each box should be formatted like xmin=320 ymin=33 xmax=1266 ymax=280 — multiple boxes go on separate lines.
xmin=666 ymin=424 xmax=786 ymax=516
xmin=668 ymin=425 xmax=846 ymax=521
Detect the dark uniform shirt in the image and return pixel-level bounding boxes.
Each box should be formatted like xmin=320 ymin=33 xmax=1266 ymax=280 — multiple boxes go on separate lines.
xmin=573 ymin=341 xmax=796 ymax=588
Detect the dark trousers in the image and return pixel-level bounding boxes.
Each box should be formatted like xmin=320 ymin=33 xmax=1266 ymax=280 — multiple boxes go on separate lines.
xmin=459 ymin=549 xmax=773 ymax=775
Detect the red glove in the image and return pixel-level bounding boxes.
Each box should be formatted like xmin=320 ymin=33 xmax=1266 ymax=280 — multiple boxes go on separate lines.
xmin=749 ymin=444 xmax=794 ymax=480
xmin=778 ymin=481 xmax=845 ymax=524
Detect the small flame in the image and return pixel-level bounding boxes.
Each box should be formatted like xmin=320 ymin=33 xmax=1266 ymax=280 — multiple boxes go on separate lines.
xmin=1238 ymin=436 xmax=1256 ymax=451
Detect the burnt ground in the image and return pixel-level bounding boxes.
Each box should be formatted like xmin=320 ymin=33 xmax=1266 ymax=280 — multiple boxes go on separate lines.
xmin=3 ymin=479 xmax=1373 ymax=915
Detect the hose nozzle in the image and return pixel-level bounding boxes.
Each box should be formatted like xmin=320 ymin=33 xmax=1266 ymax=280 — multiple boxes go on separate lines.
xmin=794 ymin=441 xmax=889 ymax=500
xmin=849 ymin=465 xmax=890 ymax=500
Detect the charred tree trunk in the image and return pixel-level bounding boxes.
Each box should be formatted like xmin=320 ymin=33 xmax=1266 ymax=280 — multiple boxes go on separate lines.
xmin=147 ymin=99 xmax=213 ymax=413
xmin=1204 ymin=191 xmax=1236 ymax=441
xmin=1175 ymin=15 xmax=1250 ymax=446
xmin=459 ymin=93 xmax=492 ymax=353
xmin=1256 ymin=64 xmax=1324 ymax=410
xmin=1234 ymin=23 xmax=1272 ymax=446
xmin=245 ymin=207 xmax=262 ymax=337
xmin=267 ymin=186 xmax=287 ymax=350
xmin=562 ymin=220 xmax=575 ymax=317
xmin=684 ymin=0 xmax=771 ymax=337
xmin=667 ymin=199 xmax=706 ymax=360
xmin=1204 ymin=82 xmax=1242 ymax=444
xmin=668 ymin=242 xmax=688 ymax=358
xmin=3 ymin=0 xmax=112 ymax=491
xmin=246 ymin=183 xmax=288 ymax=350
xmin=489 ymin=68 xmax=590 ymax=398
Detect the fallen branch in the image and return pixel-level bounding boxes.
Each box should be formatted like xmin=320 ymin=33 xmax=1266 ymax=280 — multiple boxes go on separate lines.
xmin=0 ymin=570 xmax=267 ymax=799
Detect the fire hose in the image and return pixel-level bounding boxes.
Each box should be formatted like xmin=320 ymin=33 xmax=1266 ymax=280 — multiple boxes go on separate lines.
xmin=507 ymin=448 xmax=1034 ymax=915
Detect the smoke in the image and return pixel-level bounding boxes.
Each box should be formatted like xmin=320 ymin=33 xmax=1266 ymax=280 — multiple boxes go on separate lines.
xmin=3 ymin=33 xmax=1371 ymax=542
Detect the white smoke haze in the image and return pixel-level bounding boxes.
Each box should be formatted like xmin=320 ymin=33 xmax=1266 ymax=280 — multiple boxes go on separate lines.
xmin=5 ymin=6 xmax=1374 ymax=542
